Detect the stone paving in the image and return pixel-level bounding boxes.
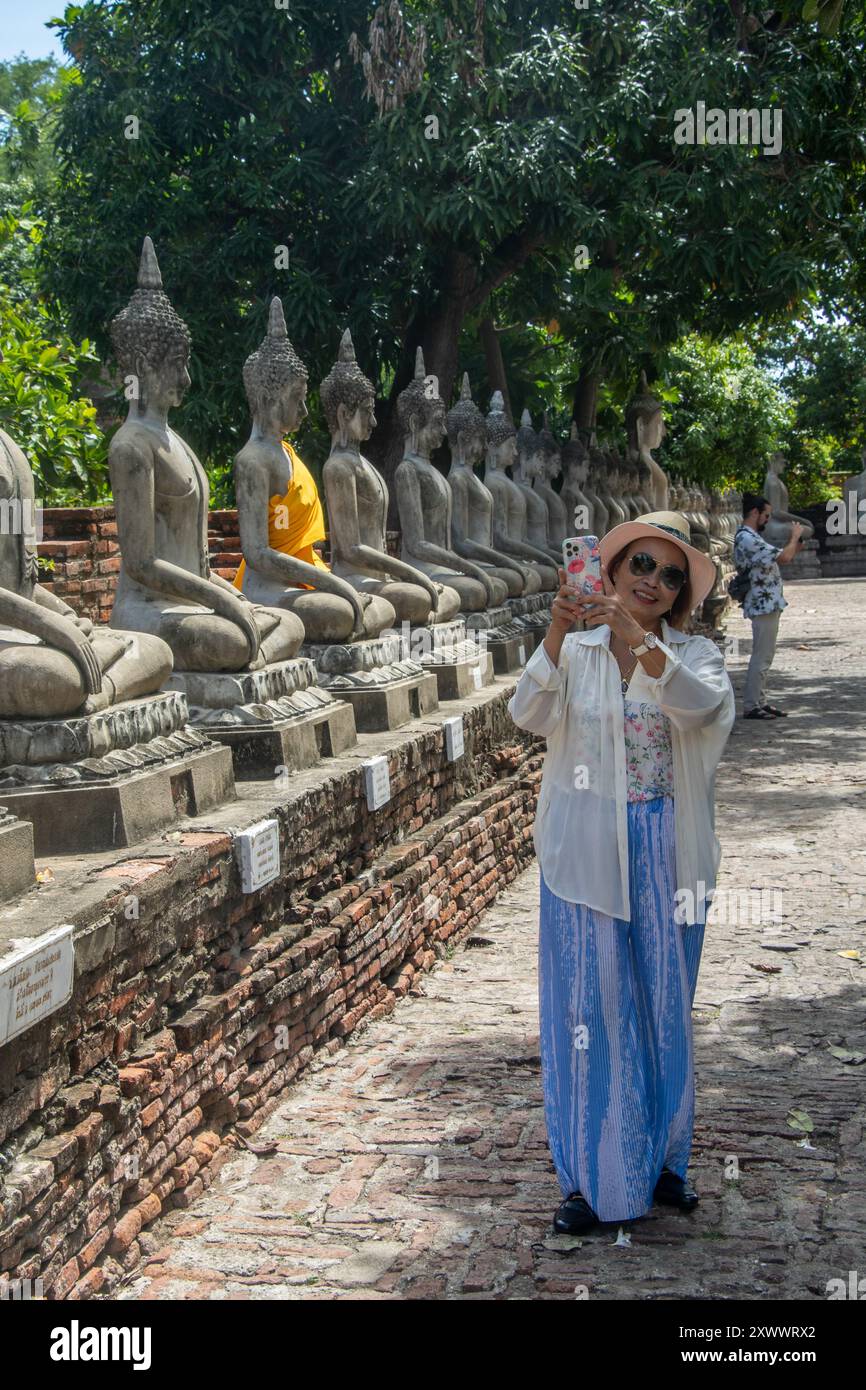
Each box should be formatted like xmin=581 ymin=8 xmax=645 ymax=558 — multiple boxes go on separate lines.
xmin=114 ymin=578 xmax=866 ymax=1301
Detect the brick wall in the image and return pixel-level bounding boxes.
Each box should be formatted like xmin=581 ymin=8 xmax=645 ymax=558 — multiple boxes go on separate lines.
xmin=0 ymin=691 xmax=542 ymax=1301
xmin=39 ymin=508 xmax=120 ymax=626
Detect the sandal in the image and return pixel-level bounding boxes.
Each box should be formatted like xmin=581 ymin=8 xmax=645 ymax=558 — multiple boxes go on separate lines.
xmin=761 ymin=705 xmax=788 ymax=717
xmin=743 ymin=707 xmax=774 ymax=719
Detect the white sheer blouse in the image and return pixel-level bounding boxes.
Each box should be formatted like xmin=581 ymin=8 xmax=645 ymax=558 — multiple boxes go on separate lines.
xmin=507 ymin=620 xmax=735 ymax=924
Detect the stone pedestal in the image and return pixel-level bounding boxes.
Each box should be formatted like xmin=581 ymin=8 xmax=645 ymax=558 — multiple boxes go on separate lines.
xmin=167 ymin=658 xmax=358 ymax=778
xmin=820 ymin=535 xmax=866 ymax=579
xmin=0 ymin=809 xmax=35 ymax=902
xmin=414 ymin=618 xmax=496 ymax=700
xmin=302 ymin=634 xmax=439 ymax=733
xmin=783 ymin=539 xmax=822 ymax=580
xmin=504 ymin=594 xmax=553 ymax=653
xmin=463 ymin=608 xmax=528 ymax=673
xmin=0 ymin=693 xmax=236 ymax=854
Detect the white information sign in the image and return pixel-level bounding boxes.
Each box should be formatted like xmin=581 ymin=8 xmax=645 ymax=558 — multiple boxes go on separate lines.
xmin=363 ymin=756 xmax=391 ymax=811
xmin=235 ymin=818 xmax=281 ymax=893
xmin=472 ymin=663 xmax=483 ymax=690
xmin=442 ymin=715 xmax=465 ymax=761
xmin=0 ymin=924 xmax=74 ymax=1047
xmin=518 ymin=643 xmax=526 ymax=665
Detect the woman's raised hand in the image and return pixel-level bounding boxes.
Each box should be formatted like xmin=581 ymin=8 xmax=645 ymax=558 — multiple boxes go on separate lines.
xmin=549 ymin=568 xmax=584 ymax=636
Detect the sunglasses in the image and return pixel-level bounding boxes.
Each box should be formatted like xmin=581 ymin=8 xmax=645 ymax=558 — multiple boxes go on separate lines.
xmin=627 ymin=551 xmax=688 ymax=592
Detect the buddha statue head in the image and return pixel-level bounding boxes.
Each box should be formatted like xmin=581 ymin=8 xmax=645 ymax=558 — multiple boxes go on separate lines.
xmin=769 ymin=451 xmax=788 ymax=477
xmin=562 ymin=423 xmax=589 ymax=485
xmin=537 ymin=413 xmax=562 ymax=482
xmin=110 ymin=236 xmax=192 ymax=416
xmin=397 ymin=347 xmax=447 ymax=455
xmin=626 ymin=371 xmax=666 ymax=456
xmin=446 ymin=373 xmax=486 ymax=467
xmin=485 ymin=391 xmax=518 ymax=472
xmin=320 ymin=328 xmax=377 ymax=448
xmin=242 ymin=296 xmax=308 ymax=437
xmin=516 ymin=410 xmax=542 ymax=480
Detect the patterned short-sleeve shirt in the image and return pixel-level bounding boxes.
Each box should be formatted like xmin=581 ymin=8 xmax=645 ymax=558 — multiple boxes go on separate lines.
xmin=733 ymin=525 xmax=787 ymax=618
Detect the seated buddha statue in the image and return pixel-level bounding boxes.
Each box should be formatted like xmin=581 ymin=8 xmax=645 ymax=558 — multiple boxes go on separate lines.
xmin=625 ymin=371 xmax=670 ymax=511
xmin=0 ymin=420 xmax=172 ymax=720
xmin=559 ymin=424 xmax=594 ymax=536
xmin=322 ymin=332 xmax=460 ymax=625
xmin=446 ymin=373 xmax=539 ymax=599
xmin=590 ymin=438 xmax=627 ymax=530
xmin=584 ymin=452 xmax=610 ymax=537
xmin=514 ymin=412 xmax=561 ymax=563
xmin=533 ymin=414 xmax=569 ymax=549
xmin=233 ymin=298 xmax=394 ymax=643
xmin=108 ymin=237 xmax=303 ymax=672
xmin=763 ymin=453 xmax=815 ymax=545
xmin=483 ymin=393 xmax=559 ymax=590
xmin=395 ymin=349 xmax=506 ymax=612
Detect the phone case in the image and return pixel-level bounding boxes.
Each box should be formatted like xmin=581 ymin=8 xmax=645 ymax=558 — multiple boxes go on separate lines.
xmin=562 ymin=535 xmax=603 ymax=596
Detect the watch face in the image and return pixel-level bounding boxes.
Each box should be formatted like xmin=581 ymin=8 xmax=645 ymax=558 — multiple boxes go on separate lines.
xmin=644 ymin=631 xmax=658 ymax=648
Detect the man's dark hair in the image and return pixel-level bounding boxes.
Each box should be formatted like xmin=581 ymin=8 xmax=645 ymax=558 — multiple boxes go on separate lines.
xmin=742 ymin=492 xmax=769 ymax=518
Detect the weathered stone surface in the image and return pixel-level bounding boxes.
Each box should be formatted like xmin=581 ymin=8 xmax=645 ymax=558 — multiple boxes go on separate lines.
xmin=1 ymin=744 xmax=235 ymax=854
xmin=0 ymin=812 xmax=34 ymax=902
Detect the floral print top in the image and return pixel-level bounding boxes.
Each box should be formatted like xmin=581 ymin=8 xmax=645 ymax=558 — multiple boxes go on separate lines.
xmin=623 ymin=699 xmax=674 ymax=802
xmin=732 ymin=524 xmax=787 ymax=618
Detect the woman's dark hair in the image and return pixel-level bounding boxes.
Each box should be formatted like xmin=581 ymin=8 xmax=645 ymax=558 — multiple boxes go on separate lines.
xmin=607 ymin=540 xmax=693 ymax=630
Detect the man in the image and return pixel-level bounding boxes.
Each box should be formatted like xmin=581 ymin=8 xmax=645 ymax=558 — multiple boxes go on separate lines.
xmin=733 ymin=492 xmax=803 ymax=719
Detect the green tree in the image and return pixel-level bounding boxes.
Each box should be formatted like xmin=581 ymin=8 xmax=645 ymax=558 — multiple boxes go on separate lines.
xmin=758 ymin=317 xmax=866 ymax=495
xmin=0 ymin=206 xmax=106 ymax=499
xmin=658 ymin=333 xmax=793 ymax=492
xmin=39 ymin=0 xmax=866 ymax=513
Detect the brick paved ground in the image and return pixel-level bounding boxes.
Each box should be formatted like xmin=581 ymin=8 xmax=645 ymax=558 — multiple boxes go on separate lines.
xmin=115 ymin=578 xmax=866 ymax=1301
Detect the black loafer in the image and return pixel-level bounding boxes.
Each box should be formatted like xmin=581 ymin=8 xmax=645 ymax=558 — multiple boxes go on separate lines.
xmin=553 ymin=1190 xmax=598 ymax=1234
xmin=654 ymin=1168 xmax=699 ymax=1211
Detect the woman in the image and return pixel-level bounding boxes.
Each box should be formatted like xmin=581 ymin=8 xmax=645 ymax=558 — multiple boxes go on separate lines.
xmin=508 ymin=511 xmax=735 ymax=1233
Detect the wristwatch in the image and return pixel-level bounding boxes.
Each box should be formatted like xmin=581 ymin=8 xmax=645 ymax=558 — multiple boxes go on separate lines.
xmin=629 ymin=631 xmax=659 ymax=657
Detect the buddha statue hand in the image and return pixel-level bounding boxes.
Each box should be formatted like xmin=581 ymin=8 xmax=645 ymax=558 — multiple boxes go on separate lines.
xmin=350 ymin=592 xmax=374 ymax=641
xmin=41 ymin=613 xmax=103 ymax=696
xmin=480 ymin=572 xmax=499 ymax=607
xmin=220 ymin=589 xmax=262 ymax=666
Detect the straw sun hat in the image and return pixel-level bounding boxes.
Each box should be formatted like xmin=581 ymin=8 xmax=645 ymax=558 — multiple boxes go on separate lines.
xmin=597 ymin=511 xmax=718 ymax=611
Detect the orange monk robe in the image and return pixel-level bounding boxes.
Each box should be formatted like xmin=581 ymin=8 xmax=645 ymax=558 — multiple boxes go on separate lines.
xmin=234 ymin=440 xmax=329 ymax=593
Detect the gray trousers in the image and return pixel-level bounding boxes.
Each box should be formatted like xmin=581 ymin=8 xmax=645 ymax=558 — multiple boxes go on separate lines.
xmin=744 ymin=610 xmax=782 ymax=712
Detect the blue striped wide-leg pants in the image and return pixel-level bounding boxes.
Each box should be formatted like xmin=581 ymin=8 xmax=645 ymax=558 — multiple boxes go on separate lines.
xmin=538 ymin=796 xmax=704 ymax=1223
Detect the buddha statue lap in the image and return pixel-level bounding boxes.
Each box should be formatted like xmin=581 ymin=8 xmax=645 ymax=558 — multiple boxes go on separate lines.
xmin=233 ymin=299 xmax=394 ymax=647
xmin=323 ymin=335 xmax=460 ymax=628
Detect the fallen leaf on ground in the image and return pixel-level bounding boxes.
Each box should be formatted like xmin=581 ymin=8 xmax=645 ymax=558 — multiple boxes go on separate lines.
xmin=787 ymin=1107 xmax=814 ymax=1133
xmin=828 ymin=1045 xmax=866 ymax=1065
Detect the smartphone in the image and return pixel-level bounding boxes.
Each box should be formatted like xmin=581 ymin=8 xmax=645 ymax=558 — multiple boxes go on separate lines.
xmin=562 ymin=535 xmax=603 ymax=597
